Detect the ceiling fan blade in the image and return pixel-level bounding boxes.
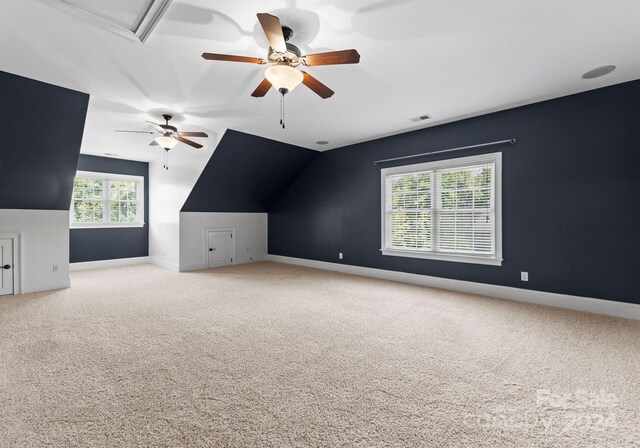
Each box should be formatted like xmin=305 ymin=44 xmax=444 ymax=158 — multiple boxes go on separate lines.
xmin=257 ymin=13 xmax=287 ymax=53
xmin=149 ymin=140 xmax=159 ymax=146
xmin=301 ymin=71 xmax=334 ymax=99
xmin=302 ymin=49 xmax=361 ymax=66
xmin=176 ymin=136 xmax=203 ymax=149
xmin=251 ymin=78 xmax=273 ymax=97
xmin=201 ymin=53 xmax=265 ymax=64
xmin=115 ymin=130 xmax=155 ymax=134
xmin=145 ymin=121 xmax=165 ymax=133
xmin=179 ymin=131 xmax=208 ymax=138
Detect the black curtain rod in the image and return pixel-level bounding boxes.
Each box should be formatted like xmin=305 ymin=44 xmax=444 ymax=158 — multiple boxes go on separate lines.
xmin=372 ymin=138 xmax=516 ymax=165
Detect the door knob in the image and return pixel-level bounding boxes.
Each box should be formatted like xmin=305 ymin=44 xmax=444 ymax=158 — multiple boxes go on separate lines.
xmin=2 ymin=264 xmax=10 ymax=270
xmin=209 ymin=248 xmax=215 ymax=251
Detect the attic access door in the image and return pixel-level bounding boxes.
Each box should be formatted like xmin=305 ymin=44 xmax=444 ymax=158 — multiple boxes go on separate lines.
xmin=0 ymin=238 xmax=14 ymax=296
xmin=206 ymin=229 xmax=234 ymax=268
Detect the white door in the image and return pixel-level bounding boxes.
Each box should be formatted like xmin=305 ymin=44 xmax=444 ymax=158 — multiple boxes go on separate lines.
xmin=0 ymin=238 xmax=14 ymax=296
xmin=207 ymin=230 xmax=234 ymax=268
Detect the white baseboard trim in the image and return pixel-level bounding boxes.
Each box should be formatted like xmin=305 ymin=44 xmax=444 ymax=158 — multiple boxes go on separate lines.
xmin=149 ymin=257 xmax=180 ymax=272
xmin=22 ymin=277 xmax=71 ymax=294
xmin=179 ymin=262 xmax=205 ymax=273
xmin=179 ymin=256 xmax=268 ymax=272
xmin=266 ymin=255 xmax=640 ymax=321
xmin=70 ymin=256 xmax=150 ymax=271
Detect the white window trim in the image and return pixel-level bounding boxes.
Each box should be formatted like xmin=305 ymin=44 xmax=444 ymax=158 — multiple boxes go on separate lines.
xmin=70 ymin=170 xmax=145 ymax=229
xmin=380 ymin=152 xmax=503 ymax=266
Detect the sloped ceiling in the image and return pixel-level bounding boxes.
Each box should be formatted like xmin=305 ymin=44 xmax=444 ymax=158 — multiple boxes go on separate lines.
xmin=0 ymin=1 xmax=639 ymax=164
xmin=181 ymin=130 xmax=317 ymax=212
xmin=0 ymin=71 xmax=89 ymax=210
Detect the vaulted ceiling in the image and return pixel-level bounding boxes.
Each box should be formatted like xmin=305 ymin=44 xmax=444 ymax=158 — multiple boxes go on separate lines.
xmin=1 ymin=0 xmax=639 ymax=162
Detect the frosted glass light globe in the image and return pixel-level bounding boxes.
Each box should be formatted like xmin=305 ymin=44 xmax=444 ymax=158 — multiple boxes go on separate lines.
xmin=265 ymin=65 xmax=303 ymax=93
xmin=155 ymin=136 xmax=178 ymax=149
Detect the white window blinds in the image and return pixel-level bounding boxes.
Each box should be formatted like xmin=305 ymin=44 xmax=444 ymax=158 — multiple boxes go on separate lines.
xmin=387 ymin=172 xmax=433 ymax=250
xmin=436 ymin=163 xmax=494 ymax=255
xmin=381 ymin=153 xmax=501 ymax=265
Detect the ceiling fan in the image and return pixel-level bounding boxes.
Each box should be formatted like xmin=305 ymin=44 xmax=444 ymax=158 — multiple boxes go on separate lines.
xmin=115 ymin=114 xmax=208 ymax=169
xmin=201 ymin=12 xmax=360 ymax=128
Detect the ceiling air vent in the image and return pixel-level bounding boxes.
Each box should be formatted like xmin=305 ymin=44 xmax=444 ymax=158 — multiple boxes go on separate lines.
xmin=410 ymin=115 xmax=431 ymax=123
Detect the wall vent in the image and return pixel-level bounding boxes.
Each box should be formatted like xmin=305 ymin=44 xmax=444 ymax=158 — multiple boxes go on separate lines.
xmin=410 ymin=115 xmax=431 ymax=122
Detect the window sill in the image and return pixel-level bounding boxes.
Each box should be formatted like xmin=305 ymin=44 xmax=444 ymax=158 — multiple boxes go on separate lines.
xmin=70 ymin=223 xmax=145 ymax=230
xmin=380 ymin=248 xmax=503 ymax=266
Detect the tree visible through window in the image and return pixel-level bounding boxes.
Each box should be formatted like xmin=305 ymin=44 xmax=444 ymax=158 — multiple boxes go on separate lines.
xmin=73 ymin=178 xmax=104 ymax=223
xmin=109 ymin=181 xmax=138 ymax=223
xmin=71 ymin=171 xmax=144 ymax=228
xmin=381 ymin=153 xmax=502 ymax=265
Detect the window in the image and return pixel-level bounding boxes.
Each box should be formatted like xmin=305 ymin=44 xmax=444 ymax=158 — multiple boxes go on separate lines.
xmin=71 ymin=171 xmax=144 ymax=228
xmin=381 ymin=152 xmax=502 ymax=265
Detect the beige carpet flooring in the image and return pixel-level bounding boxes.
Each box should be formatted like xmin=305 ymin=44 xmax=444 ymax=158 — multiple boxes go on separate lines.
xmin=1 ymin=262 xmax=639 ymax=447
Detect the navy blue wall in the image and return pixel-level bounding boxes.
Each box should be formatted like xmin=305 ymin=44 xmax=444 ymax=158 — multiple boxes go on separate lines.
xmin=70 ymin=155 xmax=149 ymax=263
xmin=182 ymin=129 xmax=317 ymax=212
xmin=269 ymin=80 xmax=640 ymax=304
xmin=0 ymin=71 xmax=89 ymax=210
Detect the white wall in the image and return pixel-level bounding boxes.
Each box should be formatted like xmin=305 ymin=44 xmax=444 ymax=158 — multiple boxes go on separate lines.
xmin=148 ymin=132 xmax=224 ymax=272
xmin=0 ymin=209 xmax=70 ymax=293
xmin=179 ymin=212 xmax=267 ymax=272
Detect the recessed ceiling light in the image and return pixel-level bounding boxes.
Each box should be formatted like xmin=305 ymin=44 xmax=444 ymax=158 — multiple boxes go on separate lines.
xmin=581 ymin=65 xmax=616 ymax=79
xmin=316 ymin=141 xmax=329 ymax=145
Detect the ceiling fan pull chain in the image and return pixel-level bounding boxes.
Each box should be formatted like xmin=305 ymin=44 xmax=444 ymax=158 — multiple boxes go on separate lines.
xmin=281 ymin=91 xmax=286 ymax=129
xmin=163 ymin=149 xmax=170 ymax=170
xmin=280 ymin=93 xmax=283 ymax=128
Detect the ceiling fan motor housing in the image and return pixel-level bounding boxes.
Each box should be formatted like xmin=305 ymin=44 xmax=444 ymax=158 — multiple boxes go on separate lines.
xmin=161 ymin=125 xmax=178 ymax=133
xmin=268 ymin=42 xmax=302 ymax=66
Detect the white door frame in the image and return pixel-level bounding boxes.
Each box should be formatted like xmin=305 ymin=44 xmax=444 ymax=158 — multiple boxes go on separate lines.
xmin=204 ymin=227 xmax=235 ymax=268
xmin=0 ymin=233 xmax=21 ymax=295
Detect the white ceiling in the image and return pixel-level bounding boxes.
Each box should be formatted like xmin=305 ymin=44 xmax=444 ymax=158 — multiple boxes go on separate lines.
xmin=1 ymin=0 xmax=639 ymax=162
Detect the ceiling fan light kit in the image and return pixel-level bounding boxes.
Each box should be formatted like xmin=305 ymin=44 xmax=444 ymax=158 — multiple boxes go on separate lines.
xmin=202 ymin=12 xmax=361 ymax=129
xmin=265 ymin=65 xmax=303 ymax=93
xmin=155 ymin=135 xmax=178 ymax=149
xmin=265 ymin=64 xmax=304 ymax=129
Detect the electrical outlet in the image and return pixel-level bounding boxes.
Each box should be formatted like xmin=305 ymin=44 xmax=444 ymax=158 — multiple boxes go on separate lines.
xmin=521 ymin=271 xmax=529 ymax=282
xmin=52 ymin=265 xmax=59 ymax=273
xmin=339 ymin=252 xmax=343 ymax=260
